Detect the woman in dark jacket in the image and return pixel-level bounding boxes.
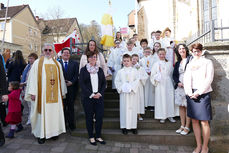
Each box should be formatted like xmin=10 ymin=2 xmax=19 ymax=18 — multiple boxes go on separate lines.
xmin=173 ymin=44 xmax=192 ymax=135
xmin=7 ymin=50 xmax=26 ymax=82
xmin=79 ymin=51 xmax=106 ymax=146
xmin=0 ymin=54 xmax=8 ymax=147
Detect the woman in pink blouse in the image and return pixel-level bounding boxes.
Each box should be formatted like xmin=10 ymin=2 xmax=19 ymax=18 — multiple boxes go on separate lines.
xmin=79 ymin=40 xmax=108 ymax=76
xmin=184 ymin=43 xmax=214 ymax=153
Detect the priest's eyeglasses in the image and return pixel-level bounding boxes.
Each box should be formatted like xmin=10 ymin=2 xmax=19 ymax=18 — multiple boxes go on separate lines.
xmin=44 ymin=49 xmax=53 ymax=52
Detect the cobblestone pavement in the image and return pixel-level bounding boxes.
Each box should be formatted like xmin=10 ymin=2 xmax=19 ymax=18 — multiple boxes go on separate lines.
xmin=0 ymin=123 xmax=195 ymax=153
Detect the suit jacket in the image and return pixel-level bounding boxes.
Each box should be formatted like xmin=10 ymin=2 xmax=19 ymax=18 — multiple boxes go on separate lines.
xmin=59 ymin=59 xmax=79 ymax=86
xmin=79 ymin=66 xmax=106 ymax=99
xmin=173 ymin=55 xmax=192 ymax=89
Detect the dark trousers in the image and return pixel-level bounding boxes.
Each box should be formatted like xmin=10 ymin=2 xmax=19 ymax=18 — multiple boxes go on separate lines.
xmin=0 ymin=123 xmax=4 ymax=140
xmin=63 ymin=86 xmax=76 ymax=129
xmin=82 ymin=97 xmax=104 ymax=138
xmin=0 ymin=102 xmax=6 ymax=125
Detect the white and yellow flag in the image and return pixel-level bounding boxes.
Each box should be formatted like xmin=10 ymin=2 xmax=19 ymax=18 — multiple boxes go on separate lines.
xmin=100 ymin=4 xmax=114 ymax=47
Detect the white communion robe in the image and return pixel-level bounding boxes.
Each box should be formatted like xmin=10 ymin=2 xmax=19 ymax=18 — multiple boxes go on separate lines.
xmin=25 ymin=57 xmax=67 ymax=139
xmin=150 ymin=60 xmax=175 ymax=119
xmin=133 ymin=64 xmax=148 ymax=114
xmin=139 ymin=54 xmax=159 ymax=107
xmin=162 ymin=36 xmax=175 ymax=64
xmin=107 ymin=47 xmax=125 ymax=89
xmin=115 ymin=67 xmax=139 ymax=129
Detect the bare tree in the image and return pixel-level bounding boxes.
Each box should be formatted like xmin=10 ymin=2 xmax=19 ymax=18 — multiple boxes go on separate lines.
xmin=79 ymin=20 xmax=101 ymax=45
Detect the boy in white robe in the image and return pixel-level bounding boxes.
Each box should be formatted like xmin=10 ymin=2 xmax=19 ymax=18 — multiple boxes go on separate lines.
xmin=123 ymin=40 xmax=139 ymax=57
xmin=138 ymin=39 xmax=148 ymax=59
xmin=115 ymin=54 xmax=139 ymax=135
xmin=150 ymin=48 xmax=176 ymax=124
xmin=162 ymin=28 xmax=175 ymax=64
xmin=107 ymin=40 xmax=125 ymax=89
xmin=132 ymin=54 xmax=148 ymax=120
xmin=139 ymin=47 xmax=158 ymax=111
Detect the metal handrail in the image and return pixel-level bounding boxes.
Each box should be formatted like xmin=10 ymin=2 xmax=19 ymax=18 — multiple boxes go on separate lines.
xmin=186 ymin=30 xmax=211 ymax=46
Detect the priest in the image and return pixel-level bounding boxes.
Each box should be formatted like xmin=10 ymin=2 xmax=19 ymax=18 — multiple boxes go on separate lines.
xmin=25 ymin=43 xmax=67 ymax=144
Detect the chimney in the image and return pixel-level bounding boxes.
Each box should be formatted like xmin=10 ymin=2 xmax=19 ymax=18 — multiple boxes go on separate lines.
xmin=35 ymin=16 xmax=39 ymax=21
xmin=0 ymin=3 xmax=5 ymax=10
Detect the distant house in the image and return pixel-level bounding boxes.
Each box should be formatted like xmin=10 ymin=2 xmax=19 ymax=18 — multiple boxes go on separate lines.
xmin=37 ymin=17 xmax=82 ymax=45
xmin=0 ymin=3 xmax=41 ymax=56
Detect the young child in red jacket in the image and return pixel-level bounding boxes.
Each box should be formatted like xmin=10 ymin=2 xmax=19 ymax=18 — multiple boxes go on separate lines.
xmin=2 ymin=81 xmax=23 ymax=138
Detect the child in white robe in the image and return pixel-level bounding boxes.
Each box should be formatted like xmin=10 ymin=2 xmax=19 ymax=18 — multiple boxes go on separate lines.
xmin=115 ymin=54 xmax=139 ymax=135
xmin=150 ymin=48 xmax=176 ymax=124
xmin=123 ymin=40 xmax=139 ymax=57
xmin=139 ymin=47 xmax=158 ymax=111
xmin=132 ymin=54 xmax=148 ymax=120
xmin=107 ymin=40 xmax=125 ymax=89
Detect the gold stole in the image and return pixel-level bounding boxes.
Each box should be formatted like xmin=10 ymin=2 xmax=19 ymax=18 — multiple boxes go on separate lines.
xmin=37 ymin=57 xmax=63 ymax=114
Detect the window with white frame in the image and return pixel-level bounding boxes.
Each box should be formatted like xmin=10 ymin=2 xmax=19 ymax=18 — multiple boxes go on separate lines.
xmin=29 ymin=44 xmax=33 ymax=50
xmin=0 ymin=22 xmax=5 ymax=31
xmin=29 ymin=28 xmax=33 ymax=35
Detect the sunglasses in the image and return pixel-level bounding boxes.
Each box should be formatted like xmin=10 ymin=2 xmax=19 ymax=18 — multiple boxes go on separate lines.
xmin=44 ymin=49 xmax=52 ymax=52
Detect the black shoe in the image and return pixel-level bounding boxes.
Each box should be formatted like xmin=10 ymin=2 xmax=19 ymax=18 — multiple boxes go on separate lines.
xmin=89 ymin=138 xmax=97 ymax=146
xmin=96 ymin=138 xmax=106 ymax=145
xmin=37 ymin=138 xmax=46 ymax=144
xmin=6 ymin=129 xmax=15 ymax=138
xmin=16 ymin=124 xmax=23 ymax=133
xmin=51 ymin=136 xmax=59 ymax=140
xmin=132 ymin=129 xmax=138 ymax=134
xmin=122 ymin=129 xmax=128 ymax=135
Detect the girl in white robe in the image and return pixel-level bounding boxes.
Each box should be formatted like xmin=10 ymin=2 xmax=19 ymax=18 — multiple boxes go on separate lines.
xmin=150 ymin=48 xmax=176 ymax=123
xmin=139 ymin=47 xmax=158 ymax=109
xmin=107 ymin=40 xmax=125 ymax=89
xmin=115 ymin=54 xmax=139 ymax=134
xmin=132 ymin=54 xmax=148 ymax=120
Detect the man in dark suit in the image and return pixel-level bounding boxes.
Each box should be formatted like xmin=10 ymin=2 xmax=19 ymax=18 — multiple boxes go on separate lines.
xmin=0 ymin=54 xmax=7 ymax=147
xmin=59 ymin=48 xmax=79 ymax=130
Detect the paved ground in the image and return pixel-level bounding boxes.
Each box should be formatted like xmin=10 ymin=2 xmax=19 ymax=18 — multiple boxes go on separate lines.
xmin=0 ymin=123 xmax=196 ymax=153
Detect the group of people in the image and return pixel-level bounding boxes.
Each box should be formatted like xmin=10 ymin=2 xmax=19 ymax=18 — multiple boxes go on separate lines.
xmin=0 ymin=46 xmax=79 ymax=145
xmin=0 ymin=27 xmax=214 ymax=153
xmin=108 ymin=30 xmax=214 ymax=153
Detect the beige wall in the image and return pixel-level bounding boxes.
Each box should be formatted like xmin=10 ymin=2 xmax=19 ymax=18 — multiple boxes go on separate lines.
xmin=11 ymin=6 xmax=41 ymax=57
xmin=0 ymin=20 xmax=11 ymax=43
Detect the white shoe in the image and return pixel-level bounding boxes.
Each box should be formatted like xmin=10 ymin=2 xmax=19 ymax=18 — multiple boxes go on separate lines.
xmin=26 ymin=119 xmax=31 ymax=125
xmin=160 ymin=119 xmax=165 ymax=123
xmin=176 ymin=126 xmax=185 ymax=134
xmin=138 ymin=117 xmax=143 ymax=121
xmin=168 ymin=117 xmax=176 ymax=123
xmin=180 ymin=127 xmax=190 ymax=135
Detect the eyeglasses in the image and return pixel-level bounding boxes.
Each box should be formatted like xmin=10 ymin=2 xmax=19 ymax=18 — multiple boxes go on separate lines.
xmin=44 ymin=49 xmax=52 ymax=52
xmin=193 ymin=50 xmax=202 ymax=53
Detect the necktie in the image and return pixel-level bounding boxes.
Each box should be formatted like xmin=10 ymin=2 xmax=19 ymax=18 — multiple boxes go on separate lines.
xmin=64 ymin=61 xmax=68 ymax=72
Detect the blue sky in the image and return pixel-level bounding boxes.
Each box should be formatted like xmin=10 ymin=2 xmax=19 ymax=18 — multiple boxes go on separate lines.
xmin=2 ymin=0 xmax=134 ymax=29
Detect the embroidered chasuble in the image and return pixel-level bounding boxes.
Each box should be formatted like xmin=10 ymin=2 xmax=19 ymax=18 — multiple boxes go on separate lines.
xmin=45 ymin=64 xmax=58 ymax=103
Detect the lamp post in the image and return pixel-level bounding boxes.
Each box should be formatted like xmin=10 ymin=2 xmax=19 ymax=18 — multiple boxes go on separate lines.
xmin=0 ymin=0 xmax=10 ymax=53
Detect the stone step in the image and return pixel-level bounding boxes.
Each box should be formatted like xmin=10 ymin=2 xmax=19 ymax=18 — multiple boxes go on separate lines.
xmin=76 ymin=118 xmax=181 ymax=130
xmin=104 ymin=109 xmax=154 ymax=118
xmin=104 ymin=100 xmax=119 ymax=108
xmin=71 ymin=129 xmax=195 ymax=146
xmin=104 ymin=92 xmax=119 ymax=100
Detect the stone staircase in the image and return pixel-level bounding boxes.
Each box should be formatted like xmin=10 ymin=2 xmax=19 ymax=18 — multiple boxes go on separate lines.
xmin=72 ymin=80 xmax=195 ymax=146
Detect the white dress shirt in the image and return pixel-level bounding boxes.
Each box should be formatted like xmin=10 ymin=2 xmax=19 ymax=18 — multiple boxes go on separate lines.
xmin=89 ymin=73 xmax=99 ymax=98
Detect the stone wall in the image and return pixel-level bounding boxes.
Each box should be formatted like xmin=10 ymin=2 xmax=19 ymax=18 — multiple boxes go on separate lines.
xmin=204 ymin=42 xmax=229 ymax=149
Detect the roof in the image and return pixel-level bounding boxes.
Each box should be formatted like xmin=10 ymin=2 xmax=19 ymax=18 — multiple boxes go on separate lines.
xmin=0 ymin=4 xmax=28 ymax=18
xmin=38 ymin=18 xmax=77 ymax=34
